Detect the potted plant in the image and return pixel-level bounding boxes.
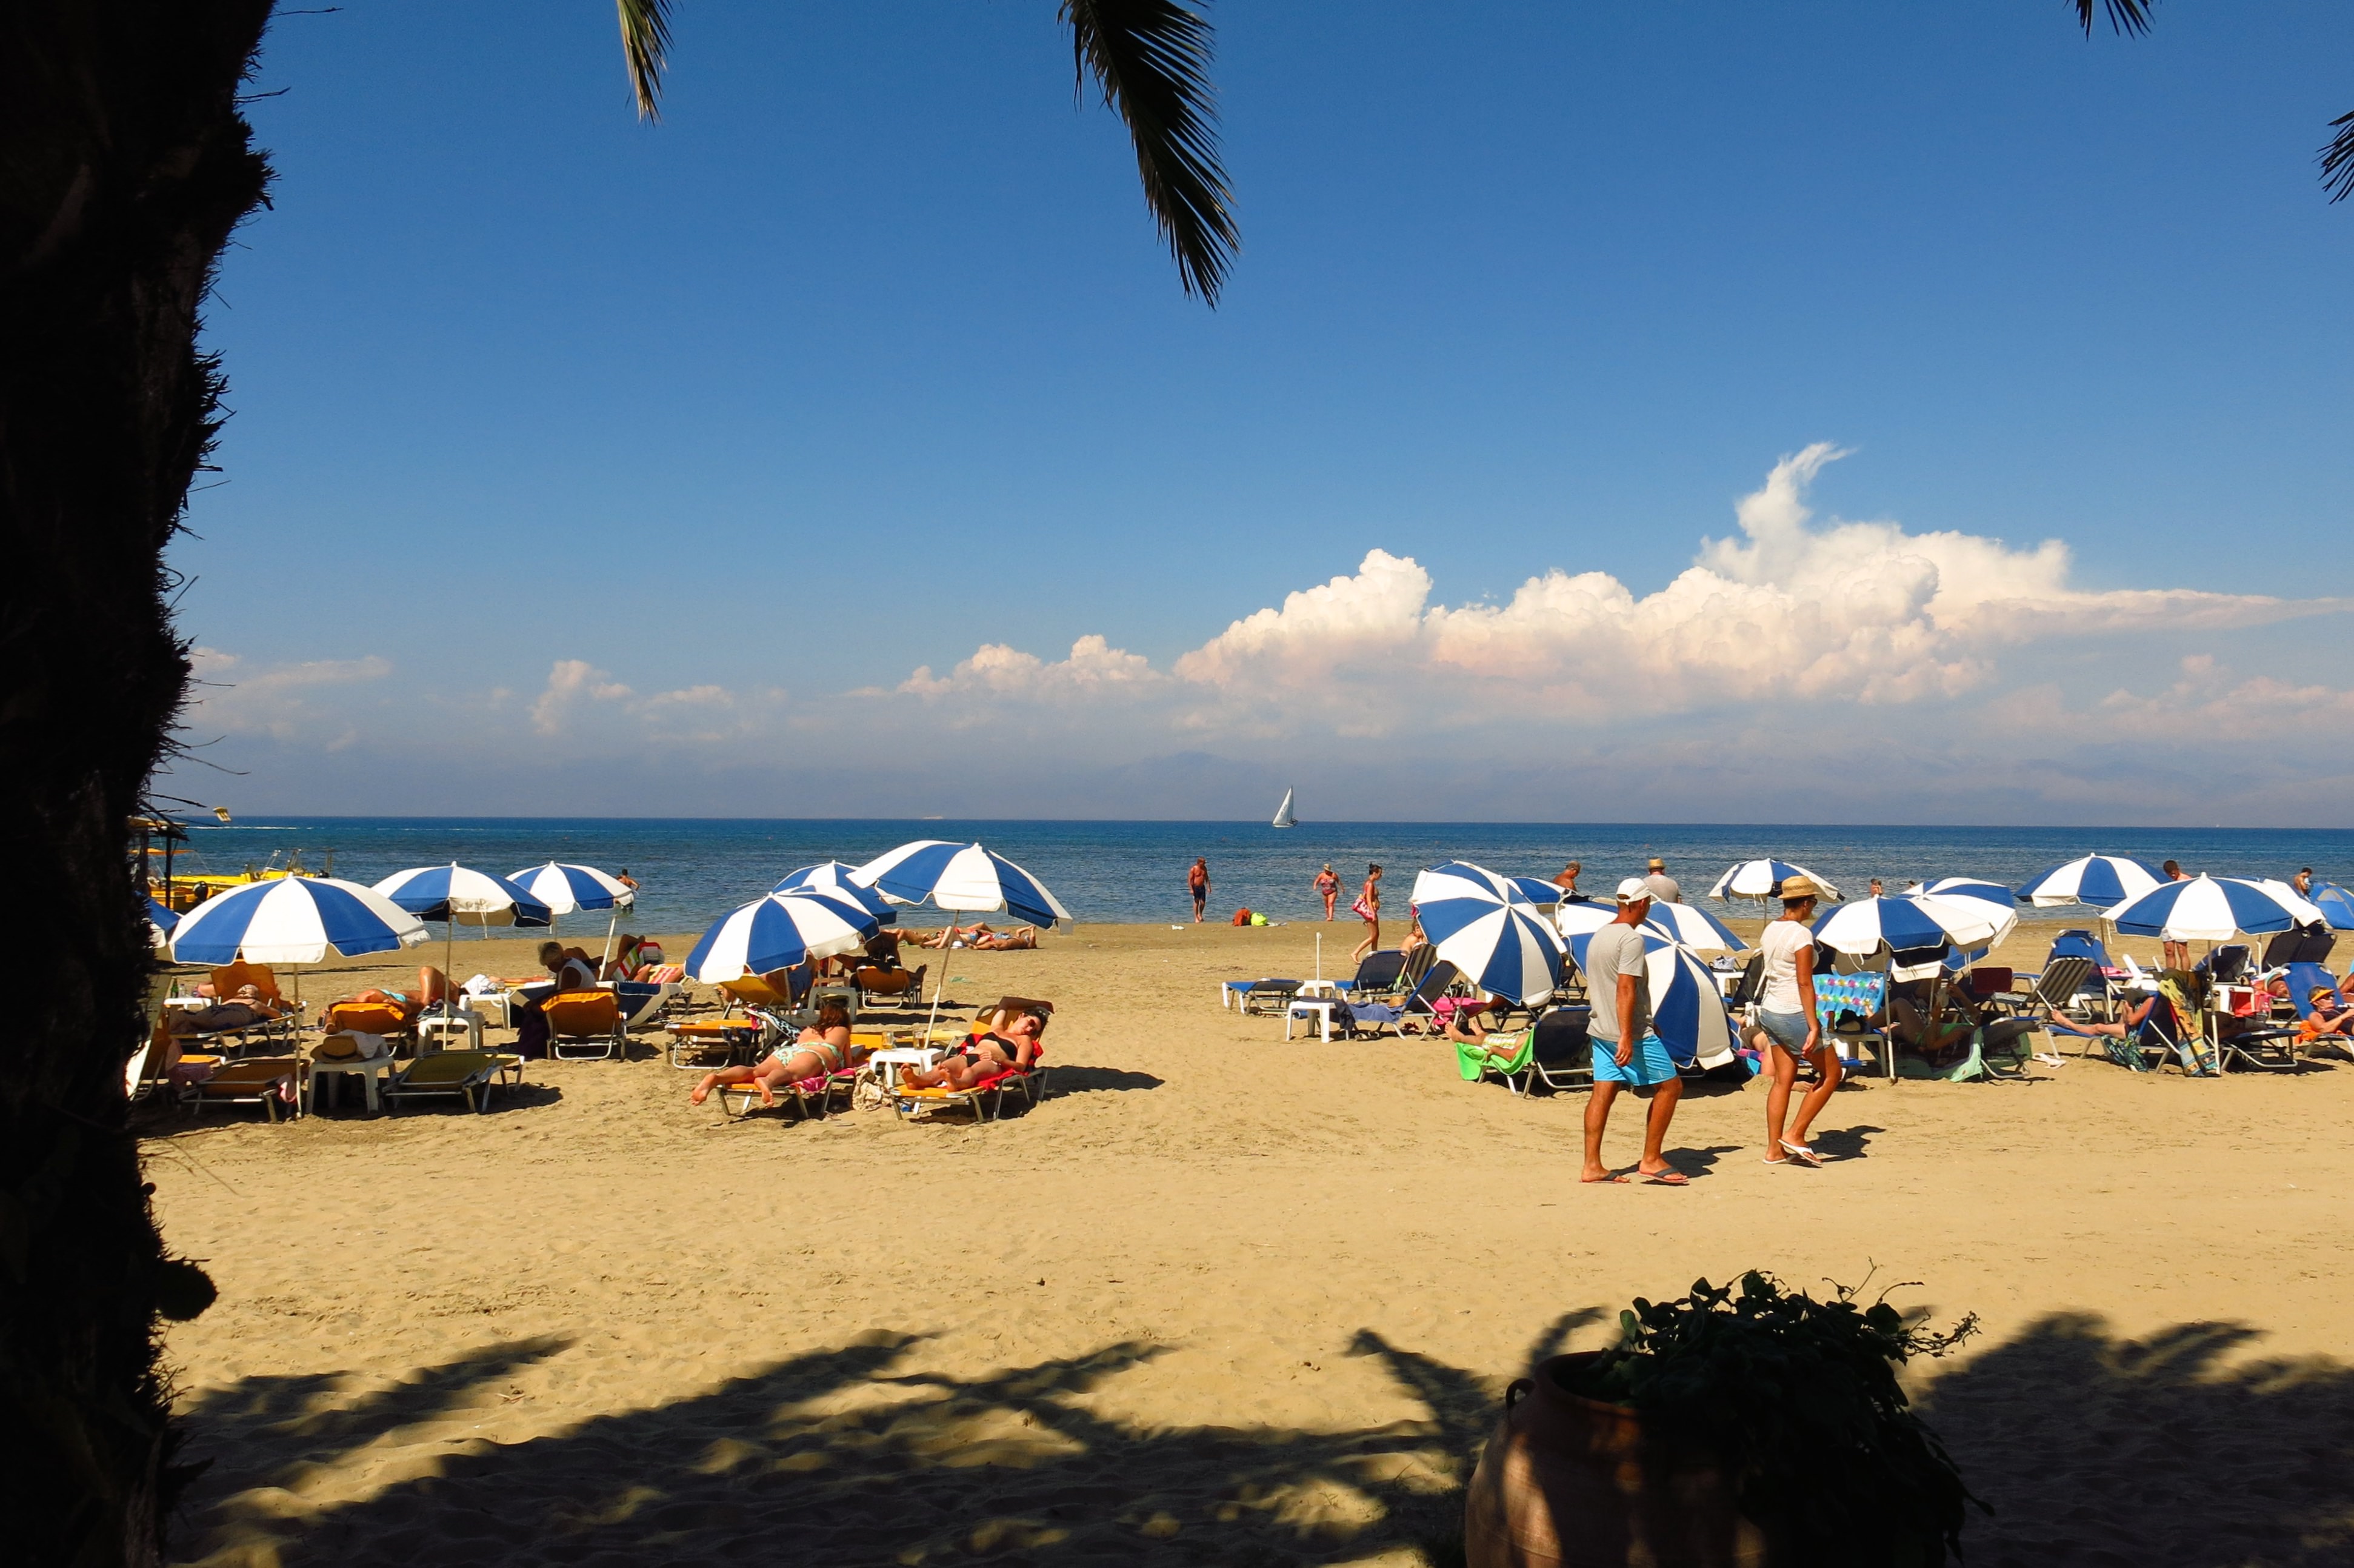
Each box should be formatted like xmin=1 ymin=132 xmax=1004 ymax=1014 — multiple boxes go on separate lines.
xmin=1464 ymin=1271 xmax=1982 ymax=1567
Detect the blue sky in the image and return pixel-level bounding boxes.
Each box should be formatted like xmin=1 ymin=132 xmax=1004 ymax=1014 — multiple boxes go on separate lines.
xmin=168 ymin=2 xmax=2354 ymax=822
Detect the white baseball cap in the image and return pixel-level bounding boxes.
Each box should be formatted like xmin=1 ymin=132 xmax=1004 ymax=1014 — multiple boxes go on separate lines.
xmin=1614 ymin=877 xmax=1652 ymax=903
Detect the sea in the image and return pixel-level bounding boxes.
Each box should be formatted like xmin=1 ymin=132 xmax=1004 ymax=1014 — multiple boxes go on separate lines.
xmin=153 ymin=819 xmax=2354 ymax=938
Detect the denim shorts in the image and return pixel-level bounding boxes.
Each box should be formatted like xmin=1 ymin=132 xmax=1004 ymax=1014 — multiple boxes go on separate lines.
xmin=1756 ymin=1010 xmax=1815 ymax=1052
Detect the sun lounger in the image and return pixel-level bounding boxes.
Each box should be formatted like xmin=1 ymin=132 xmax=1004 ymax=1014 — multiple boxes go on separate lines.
xmin=1224 ymin=978 xmax=1302 ymax=1015
xmin=1334 ymin=950 xmax=1407 ymax=999
xmin=545 ymin=989 xmax=625 ymax=1060
xmin=181 ymin=1056 xmax=303 ymax=1120
xmin=665 ymin=1015 xmax=770 ymax=1070
xmin=853 ymin=965 xmax=927 ymax=1007
xmin=1338 ymin=961 xmax=1460 ymax=1039
xmin=385 ymin=1050 xmax=503 ymax=1112
xmin=889 ymin=1036 xmax=1047 ymax=1124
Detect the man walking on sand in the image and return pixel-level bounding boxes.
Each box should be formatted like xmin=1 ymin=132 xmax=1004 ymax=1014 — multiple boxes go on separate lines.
xmin=1189 ymin=857 xmax=1210 ymax=923
xmin=1642 ymin=858 xmax=1681 ymax=904
xmin=1581 ymin=879 xmax=1687 ymax=1186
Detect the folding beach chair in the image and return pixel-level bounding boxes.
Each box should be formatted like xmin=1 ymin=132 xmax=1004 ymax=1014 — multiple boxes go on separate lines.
xmin=890 ymin=1053 xmax=1047 ymax=1124
xmin=1992 ymin=956 xmax=2095 ymax=1026
xmin=1813 ymin=971 xmax=1893 ymax=1079
xmin=2025 ymin=930 xmax=2121 ymax=1018
xmin=1230 ymin=978 xmax=1303 ymax=1016
xmin=1338 ymin=961 xmax=1460 ymax=1038
xmin=853 ymin=964 xmax=927 ymax=1008
xmin=545 ymin=989 xmax=625 ymax=1060
xmin=1520 ymin=1007 xmax=1595 ymax=1094
xmin=1333 ymin=950 xmax=1407 ymax=1000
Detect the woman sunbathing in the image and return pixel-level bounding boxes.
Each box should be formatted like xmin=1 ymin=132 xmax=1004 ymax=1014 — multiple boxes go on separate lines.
xmin=336 ymin=967 xmax=453 ymax=1023
xmin=689 ymin=999 xmax=860 ymax=1108
xmin=167 ymin=985 xmax=293 ymax=1036
xmin=910 ymin=922 xmax=1040 ymax=950
xmin=898 ymin=1004 xmax=1049 ymax=1090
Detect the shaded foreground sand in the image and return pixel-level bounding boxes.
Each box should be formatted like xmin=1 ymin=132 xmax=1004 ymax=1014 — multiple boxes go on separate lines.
xmin=152 ymin=921 xmax=2354 ymax=1566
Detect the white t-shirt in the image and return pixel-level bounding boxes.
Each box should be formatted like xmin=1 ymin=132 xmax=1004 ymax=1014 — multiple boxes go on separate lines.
xmin=1757 ymin=920 xmax=1814 ymax=1015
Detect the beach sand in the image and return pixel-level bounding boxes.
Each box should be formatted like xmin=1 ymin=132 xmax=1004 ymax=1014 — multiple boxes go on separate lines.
xmin=152 ymin=920 xmax=2354 ymax=1566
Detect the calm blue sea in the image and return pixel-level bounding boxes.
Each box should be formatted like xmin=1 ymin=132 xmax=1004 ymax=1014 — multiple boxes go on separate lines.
xmin=153 ymin=819 xmax=2354 ymax=937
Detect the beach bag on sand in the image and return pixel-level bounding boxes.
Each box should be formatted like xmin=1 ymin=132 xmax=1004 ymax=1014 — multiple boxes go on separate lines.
xmin=852 ymin=1067 xmax=887 ymax=1112
xmin=1232 ymin=907 xmax=1252 ymax=926
xmin=1250 ymin=912 xmax=1270 ymax=927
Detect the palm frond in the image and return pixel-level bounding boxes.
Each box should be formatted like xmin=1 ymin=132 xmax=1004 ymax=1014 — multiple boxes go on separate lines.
xmin=615 ymin=0 xmax=673 ymax=122
xmin=2324 ymin=110 xmax=2354 ymax=204
xmin=1062 ymin=0 xmax=1237 ymax=305
xmin=2073 ymin=0 xmax=2155 ymax=37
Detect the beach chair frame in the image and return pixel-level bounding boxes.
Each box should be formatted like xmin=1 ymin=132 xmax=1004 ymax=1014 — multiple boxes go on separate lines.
xmin=547 ymin=989 xmax=626 ymax=1061
xmin=385 ymin=1051 xmax=502 ymax=1113
xmin=179 ymin=1056 xmax=304 ymax=1121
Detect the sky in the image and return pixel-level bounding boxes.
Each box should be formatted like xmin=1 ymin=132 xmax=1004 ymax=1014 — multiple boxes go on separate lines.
xmin=165 ymin=1 xmax=2354 ymax=823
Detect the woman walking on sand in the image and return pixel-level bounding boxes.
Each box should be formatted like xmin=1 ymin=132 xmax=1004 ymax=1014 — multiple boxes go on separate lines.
xmin=1315 ymin=864 xmax=1340 ymax=920
xmin=1189 ymin=857 xmax=1211 ymax=923
xmin=1749 ymin=876 xmax=1839 ymax=1168
xmin=1350 ymin=864 xmax=1384 ymax=962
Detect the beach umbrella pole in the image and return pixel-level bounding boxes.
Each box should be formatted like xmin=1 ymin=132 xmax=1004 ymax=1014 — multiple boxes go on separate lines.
xmin=601 ymin=907 xmax=619 ymax=976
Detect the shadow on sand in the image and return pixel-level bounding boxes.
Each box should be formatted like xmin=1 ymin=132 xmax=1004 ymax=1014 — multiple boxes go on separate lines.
xmin=170 ymin=1310 xmax=2354 ymax=1566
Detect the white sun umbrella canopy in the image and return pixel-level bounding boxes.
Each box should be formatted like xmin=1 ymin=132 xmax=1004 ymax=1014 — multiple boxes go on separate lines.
xmin=683 ymin=892 xmax=880 ymax=985
xmin=2104 ymin=875 xmax=2326 ymax=944
xmin=510 ymin=861 xmax=636 ymax=967
xmin=1640 ymin=899 xmax=1749 ymax=952
xmin=1710 ymin=859 xmax=1841 ymax=902
xmin=1409 ymin=862 xmax=1565 ymax=1004
xmin=169 ymin=876 xmax=430 ymax=1009
xmin=2015 ymin=854 xmax=2162 ymax=909
xmin=773 ymin=861 xmax=896 ymax=924
xmin=1564 ymin=927 xmax=1736 ymax=1069
xmin=1812 ymin=894 xmax=2004 ymax=958
xmin=373 ymin=864 xmax=555 ymax=988
xmin=850 ymin=841 xmax=1073 ymax=927
xmin=1556 ymin=894 xmax=1746 ymax=952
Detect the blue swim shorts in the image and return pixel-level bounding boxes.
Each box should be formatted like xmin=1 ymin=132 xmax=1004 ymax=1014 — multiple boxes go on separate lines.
xmin=1591 ymin=1032 xmax=1678 ymax=1088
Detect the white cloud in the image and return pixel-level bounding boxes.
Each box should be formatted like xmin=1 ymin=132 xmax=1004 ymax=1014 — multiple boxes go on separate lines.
xmin=184 ymin=647 xmax=393 ymax=741
xmin=166 ymin=450 xmax=2354 ymax=821
xmin=530 ymin=659 xmax=635 ymax=735
xmin=905 ymin=447 xmax=2335 ymax=735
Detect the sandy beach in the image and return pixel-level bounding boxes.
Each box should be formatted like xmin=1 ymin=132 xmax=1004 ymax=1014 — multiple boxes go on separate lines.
xmin=151 ymin=919 xmax=2354 ymax=1567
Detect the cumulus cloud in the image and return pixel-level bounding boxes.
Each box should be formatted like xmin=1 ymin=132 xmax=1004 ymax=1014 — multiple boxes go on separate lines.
xmin=905 ymin=446 xmax=2336 ymax=735
xmin=530 ymin=659 xmax=635 ymax=735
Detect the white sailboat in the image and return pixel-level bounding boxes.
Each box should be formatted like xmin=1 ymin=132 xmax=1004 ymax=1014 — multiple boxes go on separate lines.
xmin=1272 ymin=787 xmax=1298 ymax=829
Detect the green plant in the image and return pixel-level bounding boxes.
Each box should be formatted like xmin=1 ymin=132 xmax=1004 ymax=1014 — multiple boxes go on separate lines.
xmin=1561 ymin=1271 xmax=1984 ymax=1566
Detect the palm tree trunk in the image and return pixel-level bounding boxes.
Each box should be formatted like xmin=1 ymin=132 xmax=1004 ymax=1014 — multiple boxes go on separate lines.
xmin=1 ymin=4 xmax=273 ymax=1563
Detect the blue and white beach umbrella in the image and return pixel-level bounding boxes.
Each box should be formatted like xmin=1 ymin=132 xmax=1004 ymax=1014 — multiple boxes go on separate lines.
xmin=1410 ymin=862 xmax=1565 ymax=1004
xmin=170 ymin=876 xmax=428 ymax=966
xmin=376 ymin=863 xmax=556 ymax=983
xmin=2105 ymin=875 xmax=2324 ymax=942
xmin=773 ymin=861 xmax=897 ymax=924
xmin=145 ymin=896 xmax=179 ymax=947
xmin=2308 ymin=882 xmax=2354 ymax=931
xmin=1507 ymin=876 xmax=1564 ymax=909
xmin=683 ymin=892 xmax=880 ymax=984
xmin=509 ymin=861 xmax=634 ymax=915
xmin=1914 ymin=879 xmax=2019 ymax=946
xmin=1565 ymin=927 xmax=1735 ymax=1069
xmin=1813 ymin=894 xmax=2003 ymax=957
xmin=2015 ymin=854 xmax=2162 ymax=909
xmin=1639 ymin=899 xmax=1749 ymax=952
xmin=1710 ymin=859 xmax=1841 ymax=902
xmin=850 ymin=841 xmax=1073 ymax=928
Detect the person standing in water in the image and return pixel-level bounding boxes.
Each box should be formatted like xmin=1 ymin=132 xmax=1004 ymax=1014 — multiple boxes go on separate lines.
xmin=1314 ymin=864 xmax=1340 ymax=920
xmin=1350 ymin=864 xmax=1384 ymax=962
xmin=1188 ymin=857 xmax=1210 ymax=923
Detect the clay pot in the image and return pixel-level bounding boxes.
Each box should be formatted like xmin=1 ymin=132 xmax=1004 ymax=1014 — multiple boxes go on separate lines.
xmin=1463 ymin=1352 xmax=1767 ymax=1568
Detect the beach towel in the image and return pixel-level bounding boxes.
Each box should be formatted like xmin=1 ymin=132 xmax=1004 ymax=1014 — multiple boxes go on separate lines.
xmin=1813 ymin=972 xmax=1886 ymax=1032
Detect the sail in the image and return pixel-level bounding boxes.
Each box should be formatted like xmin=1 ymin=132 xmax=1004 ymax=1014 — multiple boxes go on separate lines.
xmin=1272 ymin=787 xmax=1297 ymax=829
